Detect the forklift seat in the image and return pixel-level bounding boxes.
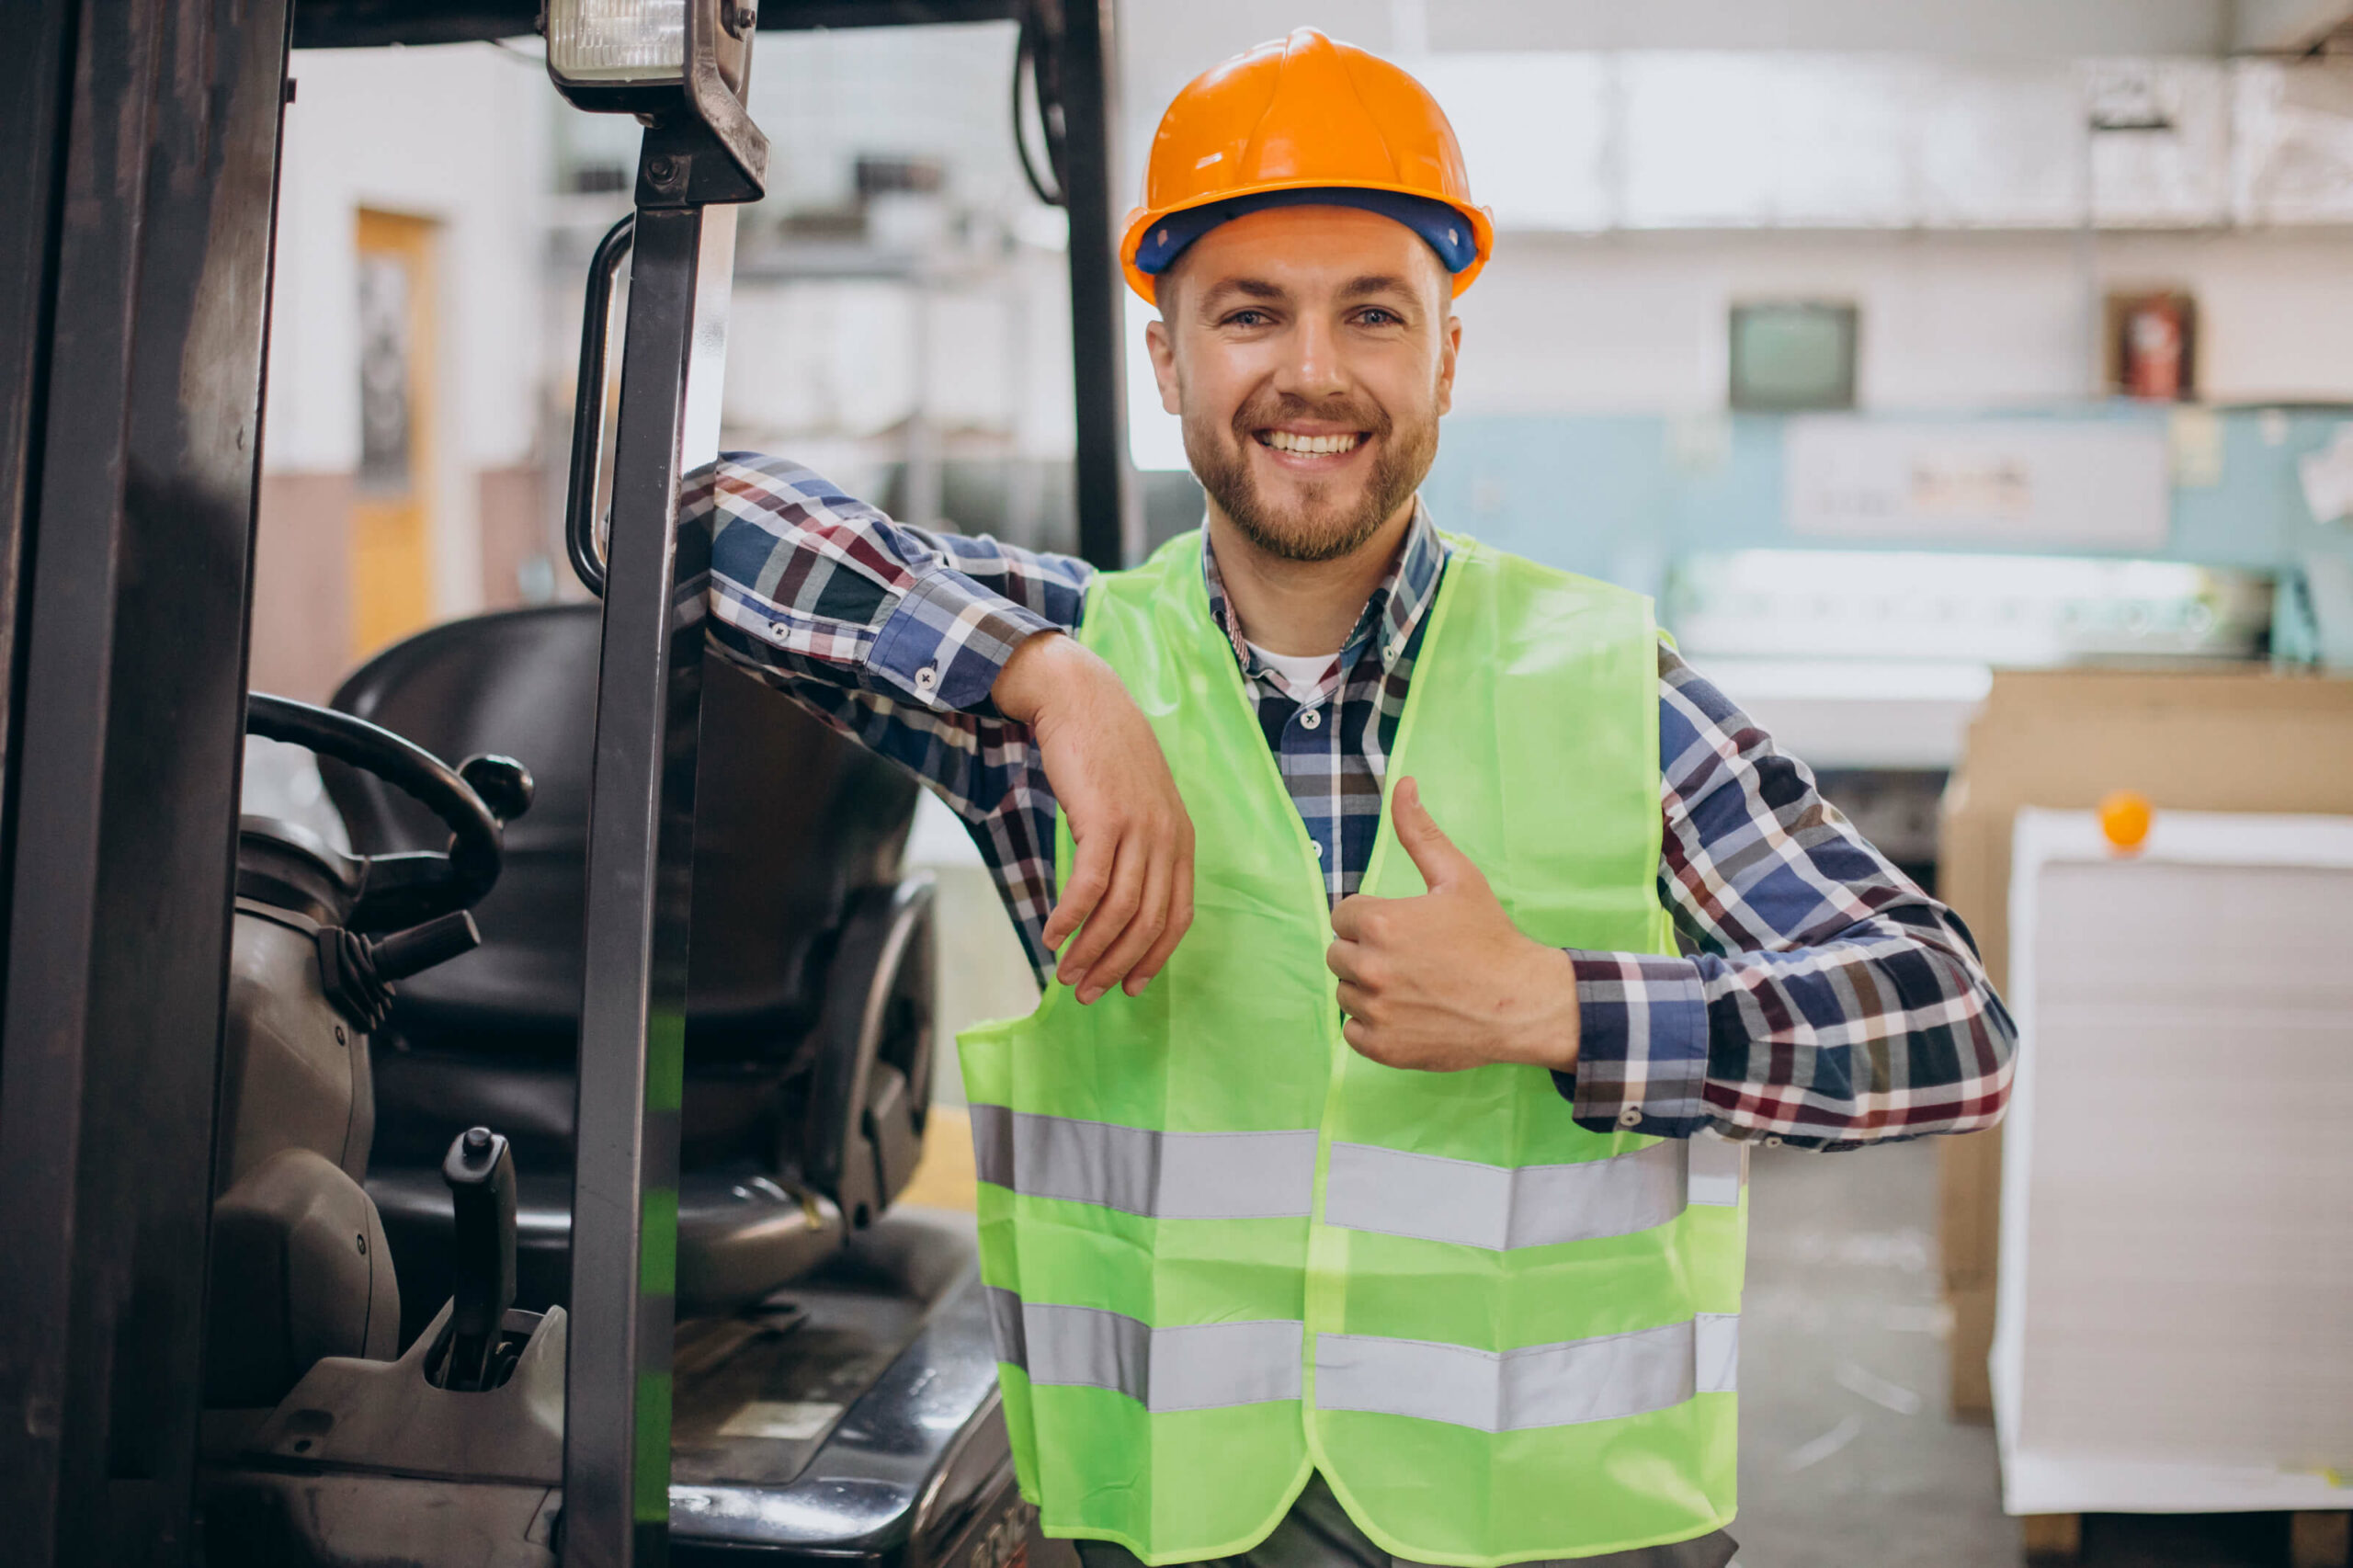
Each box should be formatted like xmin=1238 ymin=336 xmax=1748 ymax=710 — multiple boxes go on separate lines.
xmin=324 ymin=605 xmax=938 ymax=1343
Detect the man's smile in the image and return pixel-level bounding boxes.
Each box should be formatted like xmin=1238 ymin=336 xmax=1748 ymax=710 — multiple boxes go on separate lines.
xmin=1254 ymin=425 xmax=1370 ymax=468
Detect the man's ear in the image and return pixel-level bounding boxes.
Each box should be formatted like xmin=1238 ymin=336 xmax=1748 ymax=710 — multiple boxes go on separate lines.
xmin=1437 ymin=312 xmax=1462 ymax=417
xmin=1144 ymin=313 xmax=1182 ymax=416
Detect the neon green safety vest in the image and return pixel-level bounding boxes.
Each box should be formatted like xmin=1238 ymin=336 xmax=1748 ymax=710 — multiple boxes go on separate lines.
xmin=957 ymin=529 xmax=1747 ymax=1567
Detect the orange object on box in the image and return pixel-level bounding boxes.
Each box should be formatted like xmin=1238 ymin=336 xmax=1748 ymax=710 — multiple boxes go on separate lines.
xmin=2098 ymin=790 xmax=2153 ymax=853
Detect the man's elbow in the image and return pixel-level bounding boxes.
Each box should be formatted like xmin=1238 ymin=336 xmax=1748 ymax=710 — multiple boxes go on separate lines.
xmin=1964 ymin=993 xmax=2019 ymax=1132
xmin=1905 ymin=970 xmax=2017 ymax=1141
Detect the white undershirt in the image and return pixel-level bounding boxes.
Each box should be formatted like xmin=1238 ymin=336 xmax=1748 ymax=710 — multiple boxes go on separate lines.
xmin=1246 ymin=642 xmax=1338 ymax=703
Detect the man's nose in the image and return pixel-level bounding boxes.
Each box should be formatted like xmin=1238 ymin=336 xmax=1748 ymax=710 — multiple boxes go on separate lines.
xmin=1271 ymin=314 xmax=1348 ymax=402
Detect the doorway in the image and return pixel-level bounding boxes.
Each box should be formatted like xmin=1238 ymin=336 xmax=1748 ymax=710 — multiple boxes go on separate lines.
xmin=352 ymin=207 xmax=438 ymax=657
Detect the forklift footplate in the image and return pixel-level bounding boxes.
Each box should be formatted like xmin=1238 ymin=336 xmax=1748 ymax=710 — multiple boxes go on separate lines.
xmin=200 ymin=1210 xmax=1065 ymax=1568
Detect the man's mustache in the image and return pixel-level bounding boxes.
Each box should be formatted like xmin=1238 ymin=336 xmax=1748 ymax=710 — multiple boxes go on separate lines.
xmin=1228 ymin=393 xmax=1392 ymax=441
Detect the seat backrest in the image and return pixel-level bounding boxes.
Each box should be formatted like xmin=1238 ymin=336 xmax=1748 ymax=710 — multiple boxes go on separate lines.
xmin=324 ymin=606 xmax=918 ymax=1074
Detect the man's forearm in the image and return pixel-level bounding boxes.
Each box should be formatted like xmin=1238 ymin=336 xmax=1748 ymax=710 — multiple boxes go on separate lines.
xmin=695 ymin=453 xmax=1089 ymax=712
xmin=1552 ymin=651 xmax=2016 ymax=1150
xmin=689 ymin=453 xmax=1093 ymax=822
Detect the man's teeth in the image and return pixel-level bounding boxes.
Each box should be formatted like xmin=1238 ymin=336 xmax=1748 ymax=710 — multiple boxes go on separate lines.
xmin=1262 ymin=430 xmax=1362 ymax=455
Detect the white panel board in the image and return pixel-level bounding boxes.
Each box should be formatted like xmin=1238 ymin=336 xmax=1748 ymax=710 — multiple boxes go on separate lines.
xmin=1996 ymin=809 xmax=2353 ymax=1516
xmin=2085 ymin=61 xmax=2232 ymax=227
xmin=2233 ymin=61 xmax=2353 ymax=226
xmin=1619 ymin=53 xmax=1789 ymax=228
xmin=1785 ymin=418 xmax=2169 ymax=549
xmin=1914 ymin=63 xmax=2084 ymax=229
xmin=1765 ymin=57 xmax=1922 ymax=227
xmin=1358 ymin=51 xmax=2353 ymax=237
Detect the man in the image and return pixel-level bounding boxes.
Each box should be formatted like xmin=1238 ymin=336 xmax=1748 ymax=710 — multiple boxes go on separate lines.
xmin=693 ymin=28 xmax=2013 ymax=1568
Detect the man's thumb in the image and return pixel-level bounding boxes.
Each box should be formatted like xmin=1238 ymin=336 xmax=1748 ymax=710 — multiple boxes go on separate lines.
xmin=1393 ymin=777 xmax=1474 ymax=891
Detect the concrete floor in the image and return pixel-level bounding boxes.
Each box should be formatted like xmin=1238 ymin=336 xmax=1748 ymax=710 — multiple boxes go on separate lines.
xmin=1734 ymin=1140 xmax=2330 ymax=1568
xmin=1734 ymin=1138 xmax=2017 ymax=1567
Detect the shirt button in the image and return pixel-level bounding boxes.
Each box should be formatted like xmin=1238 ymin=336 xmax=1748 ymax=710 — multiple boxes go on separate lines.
xmin=1764 ymin=1136 xmax=1784 ymax=1148
xmin=1383 ymin=640 xmax=1402 ymax=662
xmin=1619 ymin=1108 xmax=1643 ymax=1127
xmin=1311 ymin=841 xmax=1324 ymax=858
xmin=914 ymin=664 xmax=939 ymax=693
xmin=1299 ymin=708 xmax=1322 ymax=730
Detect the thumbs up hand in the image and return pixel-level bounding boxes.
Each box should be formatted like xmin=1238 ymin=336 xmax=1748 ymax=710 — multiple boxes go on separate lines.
xmin=1325 ymin=777 xmax=1582 ymax=1074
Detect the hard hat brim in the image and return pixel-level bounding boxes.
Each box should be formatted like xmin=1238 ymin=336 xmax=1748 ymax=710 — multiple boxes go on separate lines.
xmin=1120 ymin=180 xmax=1495 ymax=306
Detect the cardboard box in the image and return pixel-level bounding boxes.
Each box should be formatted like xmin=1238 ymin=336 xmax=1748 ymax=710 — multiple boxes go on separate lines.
xmin=1936 ymin=668 xmax=2353 ymax=1419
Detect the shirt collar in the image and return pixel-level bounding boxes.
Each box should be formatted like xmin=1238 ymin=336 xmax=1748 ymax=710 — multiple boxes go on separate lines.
xmin=1199 ymin=498 xmax=1449 ymax=698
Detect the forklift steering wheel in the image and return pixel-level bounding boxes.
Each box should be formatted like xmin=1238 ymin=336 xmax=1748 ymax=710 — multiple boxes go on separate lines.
xmin=247 ymin=693 xmax=532 ymax=929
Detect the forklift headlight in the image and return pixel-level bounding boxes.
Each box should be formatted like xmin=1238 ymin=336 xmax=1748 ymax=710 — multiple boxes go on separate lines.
xmin=547 ymin=0 xmax=688 ymax=86
xmin=544 ymin=0 xmax=756 ymax=123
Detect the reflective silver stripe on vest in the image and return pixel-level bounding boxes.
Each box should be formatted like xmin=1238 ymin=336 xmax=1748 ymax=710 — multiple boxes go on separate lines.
xmin=983 ymin=1286 xmax=1303 ymax=1411
xmin=1314 ymin=1313 xmax=1740 ymax=1431
xmin=1323 ymin=1138 xmax=1692 ymax=1250
xmin=1695 ymin=1312 xmax=1738 ymax=1394
xmin=1688 ymin=1136 xmax=1748 ymax=1208
xmin=968 ymin=1103 xmax=1318 ymax=1221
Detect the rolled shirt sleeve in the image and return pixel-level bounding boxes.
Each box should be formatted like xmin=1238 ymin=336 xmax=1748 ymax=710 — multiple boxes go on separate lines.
xmin=866 ymin=562 xmax=1057 ymax=712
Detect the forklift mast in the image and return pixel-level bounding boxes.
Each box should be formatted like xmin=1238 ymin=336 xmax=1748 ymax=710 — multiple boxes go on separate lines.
xmin=0 ymin=3 xmax=1131 ymax=1564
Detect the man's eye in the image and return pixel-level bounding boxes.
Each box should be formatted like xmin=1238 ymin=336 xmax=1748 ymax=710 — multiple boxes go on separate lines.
xmin=1225 ymin=309 xmax=1270 ymax=328
xmin=1358 ymin=308 xmax=1401 ymax=326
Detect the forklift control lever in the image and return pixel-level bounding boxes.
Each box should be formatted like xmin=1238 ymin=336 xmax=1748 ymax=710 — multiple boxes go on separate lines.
xmin=313 ymin=911 xmax=481 ymax=1032
xmin=436 ymin=1126 xmax=519 ymax=1392
xmin=369 ymin=910 xmax=482 ymax=984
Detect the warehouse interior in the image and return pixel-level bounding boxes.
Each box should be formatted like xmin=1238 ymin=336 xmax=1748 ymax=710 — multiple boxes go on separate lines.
xmin=5 ymin=0 xmax=2348 ymax=1564
xmin=246 ymin=5 xmax=2353 ymax=1566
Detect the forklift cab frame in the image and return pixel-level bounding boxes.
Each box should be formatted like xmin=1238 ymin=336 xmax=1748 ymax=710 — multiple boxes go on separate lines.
xmin=0 ymin=1 xmax=1131 ymax=1562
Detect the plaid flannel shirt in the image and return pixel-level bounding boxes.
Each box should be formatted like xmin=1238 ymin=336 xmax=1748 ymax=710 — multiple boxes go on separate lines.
xmin=696 ymin=453 xmax=2014 ymax=1150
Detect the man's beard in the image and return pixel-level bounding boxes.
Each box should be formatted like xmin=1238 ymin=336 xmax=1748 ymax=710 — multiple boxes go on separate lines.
xmin=1184 ymin=389 xmax=1438 ymax=564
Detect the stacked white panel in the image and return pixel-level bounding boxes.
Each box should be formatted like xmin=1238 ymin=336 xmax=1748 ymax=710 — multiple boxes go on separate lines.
xmin=1995 ymin=808 xmax=2353 ymax=1515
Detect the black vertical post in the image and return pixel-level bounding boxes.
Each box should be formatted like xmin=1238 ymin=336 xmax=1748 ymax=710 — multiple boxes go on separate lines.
xmin=1057 ymin=0 xmax=1137 ymax=570
xmin=562 ymin=176 xmax=736 ymax=1567
xmin=0 ymin=0 xmax=74 ymax=789
xmin=0 ymin=0 xmax=292 ymax=1562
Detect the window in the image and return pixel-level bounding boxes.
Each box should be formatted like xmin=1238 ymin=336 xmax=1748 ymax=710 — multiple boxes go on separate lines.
xmin=1729 ymin=301 xmax=1858 ymax=412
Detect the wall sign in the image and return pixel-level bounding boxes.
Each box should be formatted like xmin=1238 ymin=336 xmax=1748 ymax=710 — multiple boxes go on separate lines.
xmin=1785 ymin=417 xmax=2169 ymax=549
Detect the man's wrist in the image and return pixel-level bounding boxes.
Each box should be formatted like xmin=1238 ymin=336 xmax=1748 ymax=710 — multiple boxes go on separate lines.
xmin=1505 ymin=941 xmax=1582 ymax=1073
xmin=989 ymin=629 xmax=1074 ymax=724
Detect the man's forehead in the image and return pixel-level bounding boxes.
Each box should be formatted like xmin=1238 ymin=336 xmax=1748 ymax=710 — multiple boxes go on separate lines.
xmin=1166 ymin=205 xmax=1446 ymax=305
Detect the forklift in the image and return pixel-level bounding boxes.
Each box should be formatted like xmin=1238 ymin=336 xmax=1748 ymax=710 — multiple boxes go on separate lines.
xmin=0 ymin=1 xmax=1132 ymax=1563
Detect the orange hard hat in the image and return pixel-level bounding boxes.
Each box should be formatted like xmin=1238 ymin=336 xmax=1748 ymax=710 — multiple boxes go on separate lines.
xmin=1120 ymin=28 xmax=1494 ymax=305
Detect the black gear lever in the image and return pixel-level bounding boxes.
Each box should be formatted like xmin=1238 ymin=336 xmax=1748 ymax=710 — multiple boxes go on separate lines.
xmin=437 ymin=1125 xmax=517 ymax=1391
